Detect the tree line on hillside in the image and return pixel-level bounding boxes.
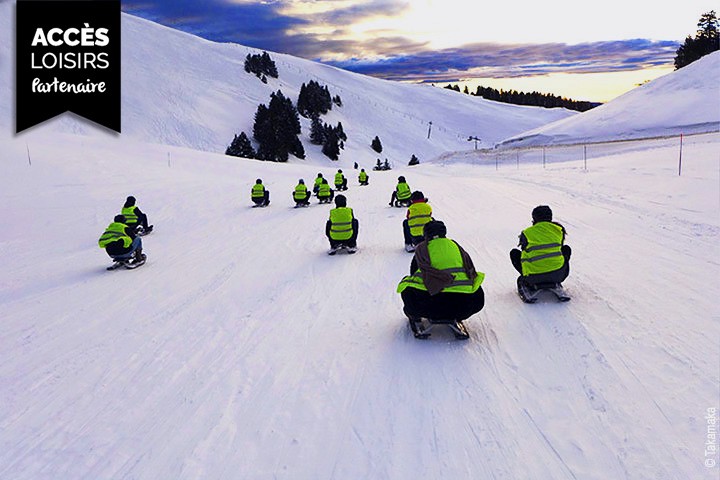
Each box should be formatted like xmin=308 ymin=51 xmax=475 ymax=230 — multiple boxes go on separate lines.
xmin=674 ymin=11 xmax=718 ymax=69
xmin=444 ymin=84 xmax=599 ymax=112
xmin=228 ymin=52 xmax=349 ymax=162
xmin=244 ymin=51 xmax=278 ymax=83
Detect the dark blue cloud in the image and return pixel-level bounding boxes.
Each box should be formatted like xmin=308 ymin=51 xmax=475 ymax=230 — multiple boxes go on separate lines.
xmin=121 ymin=0 xmax=308 ymax=50
xmin=328 ymin=40 xmax=681 ymax=81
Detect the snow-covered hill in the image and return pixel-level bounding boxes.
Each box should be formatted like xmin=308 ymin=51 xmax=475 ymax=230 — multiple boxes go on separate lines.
xmin=0 ymin=2 xmax=573 ymax=165
xmin=498 ymin=51 xmax=720 ymax=148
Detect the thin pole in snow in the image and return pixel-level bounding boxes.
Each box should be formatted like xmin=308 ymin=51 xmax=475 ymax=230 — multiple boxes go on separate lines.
xmin=427 ymin=121 xmax=433 ymax=139
xmin=26 ymin=144 xmax=31 ymax=166
xmin=678 ymin=133 xmax=683 ymax=176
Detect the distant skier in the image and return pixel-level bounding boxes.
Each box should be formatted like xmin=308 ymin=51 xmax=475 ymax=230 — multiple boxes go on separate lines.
xmin=334 ymin=169 xmax=348 ymax=191
xmin=397 ymin=220 xmax=485 ymax=324
xmin=317 ymin=178 xmax=334 ymax=204
xmin=354 ymin=162 xmax=358 ymax=169
xmin=383 ymin=159 xmax=390 ymax=170
xmin=510 ymin=205 xmax=572 ymax=301
xmin=358 ymin=168 xmax=369 ymax=186
xmin=121 ymin=195 xmax=153 ymax=235
xmin=293 ymin=179 xmax=311 ymax=207
xmin=325 ymin=194 xmax=359 ymax=254
xmin=313 ymin=173 xmax=324 ymax=195
xmin=98 ymin=214 xmax=146 ymax=267
xmin=403 ymin=191 xmax=433 ymax=252
xmin=251 ymin=178 xmax=270 ymax=207
xmin=374 ymin=159 xmax=382 ymax=170
xmin=389 ymin=175 xmax=411 ymax=206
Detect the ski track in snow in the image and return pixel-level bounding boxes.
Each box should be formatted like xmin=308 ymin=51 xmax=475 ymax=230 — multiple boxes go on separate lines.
xmin=1 ymin=132 xmax=718 ymax=479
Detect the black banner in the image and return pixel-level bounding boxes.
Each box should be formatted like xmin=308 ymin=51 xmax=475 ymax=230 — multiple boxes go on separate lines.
xmin=16 ymin=0 xmax=121 ymax=133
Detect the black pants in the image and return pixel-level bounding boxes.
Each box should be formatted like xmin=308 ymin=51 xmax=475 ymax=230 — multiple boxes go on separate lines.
xmin=252 ymin=191 xmax=270 ymax=205
xmin=335 ymin=179 xmax=348 ymax=191
xmin=294 ymin=191 xmax=311 ymax=205
xmin=389 ymin=192 xmax=410 ymax=205
xmin=318 ymin=190 xmax=334 ymax=203
xmin=328 ymin=219 xmax=359 ymax=248
xmin=510 ymin=245 xmax=571 ymax=285
xmin=401 ymin=287 xmax=485 ymax=321
xmin=402 ymin=219 xmax=423 ymax=245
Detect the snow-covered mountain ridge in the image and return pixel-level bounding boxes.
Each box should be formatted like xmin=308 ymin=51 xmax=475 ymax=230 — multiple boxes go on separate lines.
xmin=0 ymin=2 xmax=573 ymax=165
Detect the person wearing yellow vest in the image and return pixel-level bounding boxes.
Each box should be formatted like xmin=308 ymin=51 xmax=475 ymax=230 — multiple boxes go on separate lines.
xmin=251 ymin=178 xmax=270 ymax=207
xmin=121 ymin=196 xmax=153 ymax=234
xmin=317 ymin=178 xmax=334 ymax=204
xmin=403 ymin=191 xmax=432 ymax=252
xmin=334 ymin=169 xmax=348 ymax=191
xmin=510 ymin=205 xmax=571 ymax=287
xmin=98 ymin=214 xmax=145 ymax=263
xmin=293 ymin=179 xmax=311 ymax=207
xmin=389 ymin=176 xmax=411 ymax=206
xmin=325 ymin=194 xmax=359 ymax=254
xmin=313 ymin=173 xmax=324 ymax=195
xmin=397 ymin=220 xmax=484 ymax=322
xmin=358 ymin=169 xmax=369 ymax=186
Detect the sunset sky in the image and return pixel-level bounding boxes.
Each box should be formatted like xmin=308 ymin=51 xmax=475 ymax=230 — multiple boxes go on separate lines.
xmin=120 ymin=0 xmax=717 ymax=102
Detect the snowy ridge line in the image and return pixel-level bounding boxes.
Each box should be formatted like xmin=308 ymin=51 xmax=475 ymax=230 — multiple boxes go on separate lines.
xmin=428 ymin=131 xmax=719 ymax=165
xmin=496 ymin=123 xmax=720 ymax=150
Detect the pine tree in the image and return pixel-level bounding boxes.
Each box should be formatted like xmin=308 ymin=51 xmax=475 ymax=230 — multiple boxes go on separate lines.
xmin=335 ymin=122 xmax=347 ymax=142
xmin=322 ymin=129 xmax=340 ymax=160
xmin=253 ymin=90 xmax=304 ymax=162
xmin=225 ymin=132 xmax=255 ymax=158
xmin=309 ymin=115 xmax=326 ymax=145
xmin=675 ymin=11 xmax=719 ymax=69
xmin=371 ymin=135 xmax=383 ymax=153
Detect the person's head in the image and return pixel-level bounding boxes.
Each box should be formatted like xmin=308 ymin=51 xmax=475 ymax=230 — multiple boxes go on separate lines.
xmin=125 ymin=195 xmax=136 ymax=205
xmin=256 ymin=178 xmax=262 ymax=184
xmin=532 ymin=205 xmax=553 ymax=223
xmin=423 ymin=220 xmax=447 ymax=241
xmin=398 ymin=176 xmax=406 ymax=183
xmin=334 ymin=194 xmax=347 ymax=207
xmin=410 ymin=190 xmax=425 ymax=202
xmin=114 ymin=214 xmax=126 ymax=224
xmin=298 ymin=179 xmax=305 ymax=184
xmin=317 ymin=173 xmax=323 ymax=178
xmin=361 ymin=168 xmax=365 ymax=172
xmin=338 ymin=169 xmax=343 ymax=173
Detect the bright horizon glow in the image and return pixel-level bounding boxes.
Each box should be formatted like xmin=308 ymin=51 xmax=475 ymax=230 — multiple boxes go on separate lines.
xmin=439 ymin=66 xmax=676 ymax=103
xmin=283 ymin=0 xmax=717 ymax=48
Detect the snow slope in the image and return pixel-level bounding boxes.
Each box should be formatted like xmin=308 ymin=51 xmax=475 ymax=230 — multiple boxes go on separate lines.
xmin=0 ymin=1 xmax=573 ymax=165
xmin=498 ymin=51 xmax=720 ymax=148
xmin=1 ymin=127 xmax=718 ymax=479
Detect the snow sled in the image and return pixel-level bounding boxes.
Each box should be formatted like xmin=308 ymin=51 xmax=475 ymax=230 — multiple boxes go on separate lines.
xmin=328 ymin=245 xmax=357 ymax=255
xmin=252 ymin=201 xmax=270 ymax=208
xmin=107 ymin=254 xmax=147 ymax=271
xmin=318 ymin=197 xmax=333 ymax=204
xmin=391 ymin=199 xmax=412 ymax=208
xmin=408 ymin=317 xmax=470 ymax=340
xmin=517 ymin=278 xmax=571 ymax=303
xmin=135 ymin=225 xmax=153 ymax=236
xmin=373 ymin=165 xmax=391 ymax=171
xmin=293 ymin=202 xmax=310 ymax=208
